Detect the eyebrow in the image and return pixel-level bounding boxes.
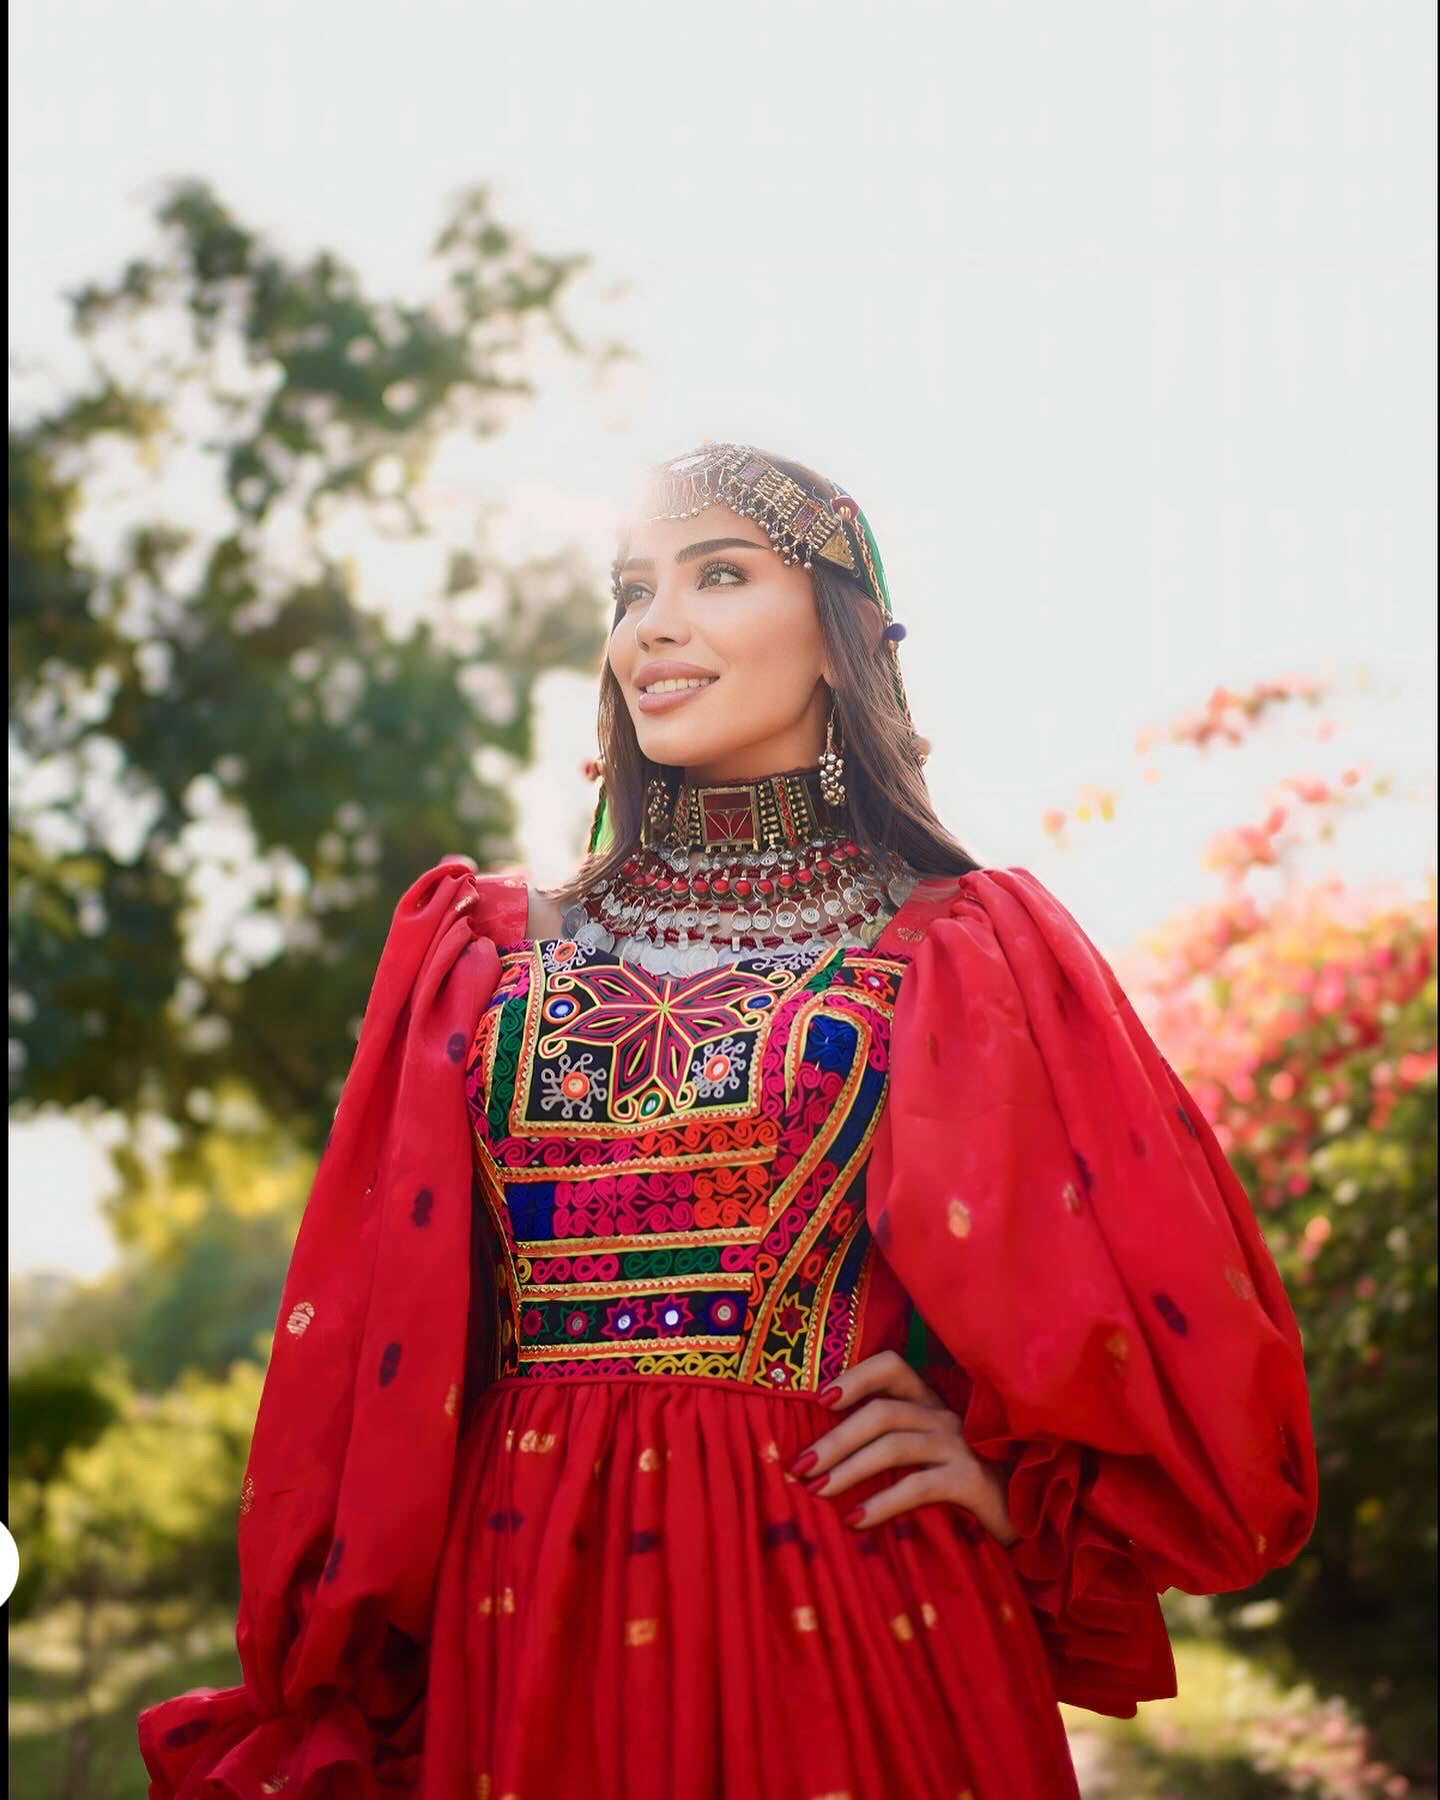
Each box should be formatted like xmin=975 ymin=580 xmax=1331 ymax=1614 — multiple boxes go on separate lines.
xmin=618 ymin=537 xmax=768 ymax=573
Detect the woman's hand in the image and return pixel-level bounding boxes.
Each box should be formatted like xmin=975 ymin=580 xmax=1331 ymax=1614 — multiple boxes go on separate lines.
xmin=790 ymin=1350 xmax=1019 ymax=1545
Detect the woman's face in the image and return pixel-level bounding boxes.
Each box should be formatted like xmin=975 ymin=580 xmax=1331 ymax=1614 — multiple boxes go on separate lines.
xmin=607 ymin=505 xmax=835 ymax=784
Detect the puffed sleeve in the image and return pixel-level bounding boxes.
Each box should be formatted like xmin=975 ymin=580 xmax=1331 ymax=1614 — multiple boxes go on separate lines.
xmin=136 ymin=865 xmax=529 ymax=1798
xmin=869 ymin=868 xmax=1318 ymax=1717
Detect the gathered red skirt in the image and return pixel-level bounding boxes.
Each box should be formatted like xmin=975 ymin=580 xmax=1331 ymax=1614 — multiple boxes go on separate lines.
xmin=418 ymin=1373 xmax=1080 ymax=1799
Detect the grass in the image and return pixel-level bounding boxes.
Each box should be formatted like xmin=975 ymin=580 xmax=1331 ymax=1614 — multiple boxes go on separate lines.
xmin=9 ymin=1601 xmax=240 ymax=1800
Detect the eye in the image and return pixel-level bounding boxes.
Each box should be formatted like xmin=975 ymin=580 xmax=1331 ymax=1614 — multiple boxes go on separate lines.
xmin=698 ymin=559 xmax=745 ymax=589
xmin=618 ymin=558 xmax=747 ymax=609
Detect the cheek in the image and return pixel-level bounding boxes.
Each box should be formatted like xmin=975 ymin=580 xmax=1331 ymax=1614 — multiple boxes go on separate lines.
xmin=713 ymin=593 xmax=822 ymax=689
xmin=606 ymin=616 xmax=633 ymax=677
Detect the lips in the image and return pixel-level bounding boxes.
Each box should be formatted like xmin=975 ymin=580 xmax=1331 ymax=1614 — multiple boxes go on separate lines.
xmin=633 ymin=660 xmax=720 ymax=694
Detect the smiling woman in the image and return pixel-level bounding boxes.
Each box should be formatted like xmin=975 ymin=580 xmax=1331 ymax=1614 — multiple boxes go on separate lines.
xmin=546 ymin=444 xmax=974 ymax=978
xmin=137 ymin=442 xmax=1318 ymax=1800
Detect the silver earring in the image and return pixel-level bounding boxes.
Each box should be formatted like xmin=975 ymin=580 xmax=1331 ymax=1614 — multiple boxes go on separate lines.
xmin=641 ymin=773 xmax=673 ymax=847
xmin=819 ymin=702 xmax=847 ymax=808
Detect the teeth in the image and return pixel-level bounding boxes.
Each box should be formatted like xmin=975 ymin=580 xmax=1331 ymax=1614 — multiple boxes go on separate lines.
xmin=642 ymin=677 xmax=714 ymax=694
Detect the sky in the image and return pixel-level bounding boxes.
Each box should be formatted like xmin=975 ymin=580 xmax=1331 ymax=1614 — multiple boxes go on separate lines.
xmin=8 ymin=0 xmax=1437 ymax=1279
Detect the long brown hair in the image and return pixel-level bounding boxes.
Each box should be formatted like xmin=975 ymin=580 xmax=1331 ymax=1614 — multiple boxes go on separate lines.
xmin=547 ymin=448 xmax=981 ymax=906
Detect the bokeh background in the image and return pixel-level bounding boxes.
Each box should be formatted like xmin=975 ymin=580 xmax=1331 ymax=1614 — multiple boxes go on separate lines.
xmin=8 ymin=3 xmax=1436 ymax=1795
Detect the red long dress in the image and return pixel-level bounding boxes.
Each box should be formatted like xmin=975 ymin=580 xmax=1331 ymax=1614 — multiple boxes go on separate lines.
xmin=137 ymin=865 xmax=1318 ymax=1800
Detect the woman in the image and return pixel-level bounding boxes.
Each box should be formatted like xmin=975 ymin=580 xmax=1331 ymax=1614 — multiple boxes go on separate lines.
xmin=139 ymin=442 xmax=1318 ymax=1799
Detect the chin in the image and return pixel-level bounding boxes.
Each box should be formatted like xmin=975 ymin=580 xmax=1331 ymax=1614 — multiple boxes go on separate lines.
xmin=635 ymin=728 xmax=718 ymax=769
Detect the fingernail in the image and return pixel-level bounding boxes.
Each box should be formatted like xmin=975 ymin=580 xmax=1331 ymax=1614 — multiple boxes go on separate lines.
xmin=790 ymin=1449 xmax=818 ymax=1476
xmin=804 ymin=1473 xmax=830 ymax=1494
xmin=817 ymin=1383 xmax=844 ymax=1408
xmin=843 ymin=1505 xmax=866 ymax=1528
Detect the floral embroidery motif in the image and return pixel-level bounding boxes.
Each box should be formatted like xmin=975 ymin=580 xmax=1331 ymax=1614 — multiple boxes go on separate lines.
xmin=689 ymin=1033 xmax=749 ymax=1098
xmin=533 ymin=958 xmax=799 ymax=1122
xmin=541 ymin=936 xmax=598 ymax=975
xmin=537 ymin=1050 xmax=607 ymax=1120
xmin=466 ymin=942 xmax=908 ymax=1388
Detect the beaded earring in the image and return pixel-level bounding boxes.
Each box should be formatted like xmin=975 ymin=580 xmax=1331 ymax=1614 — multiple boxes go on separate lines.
xmin=819 ymin=701 xmax=847 ymax=808
xmin=641 ymin=772 xmax=674 ymax=848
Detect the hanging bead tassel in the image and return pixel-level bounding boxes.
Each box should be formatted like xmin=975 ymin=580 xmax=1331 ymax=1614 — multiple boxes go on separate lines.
xmin=819 ymin=703 xmax=847 ymax=808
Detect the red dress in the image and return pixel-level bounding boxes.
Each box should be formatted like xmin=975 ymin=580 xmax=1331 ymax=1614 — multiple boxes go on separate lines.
xmin=137 ymin=866 xmax=1318 ymax=1800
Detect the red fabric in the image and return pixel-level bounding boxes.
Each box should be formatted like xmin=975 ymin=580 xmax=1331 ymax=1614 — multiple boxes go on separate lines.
xmin=138 ymin=863 xmax=527 ymax=1799
xmin=869 ymin=868 xmax=1319 ymax=1716
xmin=136 ymin=859 xmax=1319 ymax=1793
xmin=421 ymin=1374 xmax=1078 ymax=1799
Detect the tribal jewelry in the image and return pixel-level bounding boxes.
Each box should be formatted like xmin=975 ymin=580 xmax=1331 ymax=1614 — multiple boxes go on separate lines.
xmin=818 ymin=702 xmax=846 ymax=809
xmin=570 ymin=766 xmax=899 ymax=955
xmin=642 ymin=767 xmax=835 ymax=854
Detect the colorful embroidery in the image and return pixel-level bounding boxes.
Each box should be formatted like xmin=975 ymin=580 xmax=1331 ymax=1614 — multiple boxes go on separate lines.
xmin=465 ymin=942 xmax=908 ymax=1388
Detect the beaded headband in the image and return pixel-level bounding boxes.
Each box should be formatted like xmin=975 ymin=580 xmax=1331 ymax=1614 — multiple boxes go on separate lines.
xmin=590 ymin=441 xmax=920 ymax=855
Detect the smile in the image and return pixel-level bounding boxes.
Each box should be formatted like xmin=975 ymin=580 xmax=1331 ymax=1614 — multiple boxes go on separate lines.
xmin=636 ymin=677 xmax=717 ymax=714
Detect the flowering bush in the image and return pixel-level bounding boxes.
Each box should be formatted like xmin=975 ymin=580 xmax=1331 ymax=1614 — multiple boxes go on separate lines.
xmin=1049 ymin=676 xmax=1437 ymax=1774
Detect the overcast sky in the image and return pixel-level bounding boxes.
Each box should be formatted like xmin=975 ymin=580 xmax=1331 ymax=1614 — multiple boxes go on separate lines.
xmin=9 ymin=0 xmax=1436 ymax=1278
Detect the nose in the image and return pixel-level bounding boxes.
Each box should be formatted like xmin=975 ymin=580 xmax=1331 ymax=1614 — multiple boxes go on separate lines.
xmin=633 ymin=576 xmax=691 ymax=649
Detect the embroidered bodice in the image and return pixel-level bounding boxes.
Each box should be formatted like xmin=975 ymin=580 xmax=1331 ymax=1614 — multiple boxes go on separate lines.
xmin=463 ymin=935 xmax=915 ymax=1390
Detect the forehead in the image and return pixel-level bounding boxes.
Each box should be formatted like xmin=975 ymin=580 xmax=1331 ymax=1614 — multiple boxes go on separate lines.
xmin=617 ymin=503 xmax=771 ymax=558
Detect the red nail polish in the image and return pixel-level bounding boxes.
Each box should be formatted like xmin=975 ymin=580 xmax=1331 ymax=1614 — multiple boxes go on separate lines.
xmin=790 ymin=1449 xmax=818 ymax=1476
xmin=804 ymin=1472 xmax=829 ymax=1494
xmin=817 ymin=1383 xmax=844 ymax=1408
xmin=843 ymin=1505 xmax=866 ymax=1528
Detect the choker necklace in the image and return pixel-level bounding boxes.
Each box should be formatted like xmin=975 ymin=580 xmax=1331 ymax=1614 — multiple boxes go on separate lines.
xmin=566 ymin=768 xmax=905 ymax=956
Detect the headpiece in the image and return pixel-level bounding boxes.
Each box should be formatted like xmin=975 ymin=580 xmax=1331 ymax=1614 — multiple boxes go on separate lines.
xmin=589 ymin=441 xmax=921 ymax=854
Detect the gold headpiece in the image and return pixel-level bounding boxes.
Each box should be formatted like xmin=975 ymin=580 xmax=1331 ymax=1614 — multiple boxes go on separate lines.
xmin=610 ymin=441 xmax=886 ymax=607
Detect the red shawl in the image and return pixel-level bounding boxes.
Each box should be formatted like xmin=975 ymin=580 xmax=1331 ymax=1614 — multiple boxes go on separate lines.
xmin=138 ymin=862 xmax=1317 ymax=1794
xmin=869 ymin=870 xmax=1317 ymax=1715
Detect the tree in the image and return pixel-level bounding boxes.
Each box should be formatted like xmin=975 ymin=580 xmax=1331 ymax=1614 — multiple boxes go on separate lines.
xmin=9 ymin=182 xmax=615 ymax=1224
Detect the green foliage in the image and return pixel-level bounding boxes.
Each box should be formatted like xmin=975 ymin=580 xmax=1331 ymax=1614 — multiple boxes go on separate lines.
xmin=9 ymin=180 xmax=612 ymax=1205
xmin=10 ymin=1361 xmax=261 ymax=1623
xmin=9 ymin=1355 xmax=120 ymax=1486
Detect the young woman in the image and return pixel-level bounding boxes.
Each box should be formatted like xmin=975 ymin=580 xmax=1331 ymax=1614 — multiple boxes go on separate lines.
xmin=139 ymin=442 xmax=1318 ymax=1799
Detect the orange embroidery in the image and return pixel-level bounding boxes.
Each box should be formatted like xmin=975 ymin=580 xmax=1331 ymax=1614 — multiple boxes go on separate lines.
xmin=285 ymin=1301 xmax=315 ymax=1338
xmin=947 ymin=1198 xmax=971 ymax=1239
xmin=624 ymin=1617 xmax=659 ymax=1647
xmin=890 ymin=1613 xmax=915 ymax=1642
xmin=792 ymin=1604 xmax=819 ymax=1633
